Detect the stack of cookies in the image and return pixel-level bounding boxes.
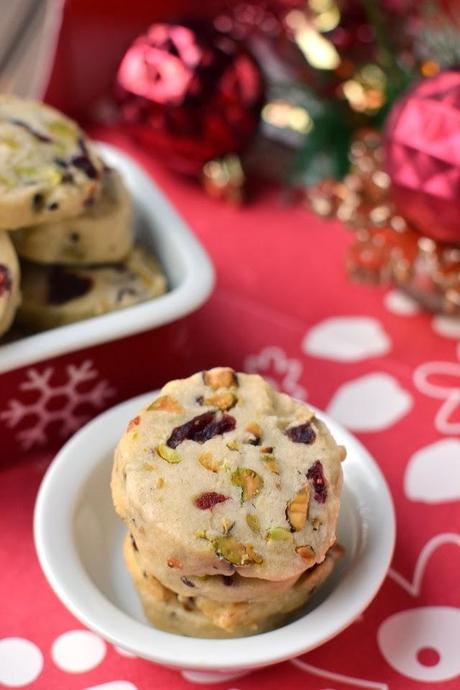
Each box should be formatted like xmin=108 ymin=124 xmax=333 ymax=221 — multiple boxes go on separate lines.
xmin=112 ymin=368 xmax=346 ymax=638
xmin=0 ymin=96 xmax=166 ymax=338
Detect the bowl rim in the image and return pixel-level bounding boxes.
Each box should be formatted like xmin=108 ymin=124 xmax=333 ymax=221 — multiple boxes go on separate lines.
xmin=34 ymin=392 xmax=396 ymax=672
xmin=0 ymin=143 xmax=215 ymax=374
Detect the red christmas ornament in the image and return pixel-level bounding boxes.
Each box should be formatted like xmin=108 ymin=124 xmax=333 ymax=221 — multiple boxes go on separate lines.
xmin=384 ymin=69 xmax=460 ymax=245
xmin=116 ymin=22 xmax=264 ymax=175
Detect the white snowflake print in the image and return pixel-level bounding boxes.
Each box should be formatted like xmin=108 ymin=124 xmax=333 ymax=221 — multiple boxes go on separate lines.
xmin=1 ymin=360 xmax=115 ymax=450
xmin=244 ymin=346 xmax=307 ymax=400
xmin=413 ymin=342 xmax=460 ymax=434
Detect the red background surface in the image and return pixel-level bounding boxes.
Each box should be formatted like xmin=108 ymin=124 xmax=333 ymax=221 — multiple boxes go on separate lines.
xmin=1 ymin=2 xmax=460 ymax=689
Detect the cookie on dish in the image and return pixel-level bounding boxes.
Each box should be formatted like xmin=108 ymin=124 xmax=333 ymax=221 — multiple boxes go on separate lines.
xmin=112 ymin=368 xmax=345 ymax=582
xmin=124 ymin=532 xmax=343 ymax=638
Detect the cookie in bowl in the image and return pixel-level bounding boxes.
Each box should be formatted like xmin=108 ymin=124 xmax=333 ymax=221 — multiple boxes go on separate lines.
xmin=34 ymin=387 xmax=396 ymax=672
xmin=112 ymin=368 xmax=346 ymax=637
xmin=124 ymin=532 xmax=344 ymax=638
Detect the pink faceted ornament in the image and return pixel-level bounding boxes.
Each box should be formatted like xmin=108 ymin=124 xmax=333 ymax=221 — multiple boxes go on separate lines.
xmin=384 ymin=69 xmax=460 ymax=245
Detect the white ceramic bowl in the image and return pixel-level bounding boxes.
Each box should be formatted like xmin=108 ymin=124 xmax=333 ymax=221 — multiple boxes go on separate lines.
xmin=0 ymin=144 xmax=214 ymax=374
xmin=34 ymin=392 xmax=395 ymax=680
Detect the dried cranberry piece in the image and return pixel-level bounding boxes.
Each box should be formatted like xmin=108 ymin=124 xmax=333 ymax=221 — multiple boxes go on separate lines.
xmin=78 ymin=137 xmax=90 ymax=154
xmin=222 ymin=575 xmax=234 ymax=586
xmin=83 ymin=193 xmax=96 ymax=207
xmin=130 ymin=533 xmax=139 ymax=552
xmin=127 ymin=415 xmax=141 ymax=432
xmin=47 ymin=267 xmax=93 ymax=305
xmin=32 ymin=193 xmax=45 ymax=211
xmin=71 ymin=155 xmax=98 ymax=179
xmin=167 ymin=411 xmax=236 ymax=448
xmin=194 ymin=492 xmax=228 ymax=510
xmin=10 ymin=118 xmax=52 ymax=143
xmin=181 ymin=597 xmax=195 ymax=611
xmin=286 ymin=422 xmax=316 ymax=444
xmin=0 ymin=264 xmax=12 ymax=296
xmin=71 ymin=137 xmax=99 ymax=179
xmin=307 ymin=460 xmax=327 ymax=503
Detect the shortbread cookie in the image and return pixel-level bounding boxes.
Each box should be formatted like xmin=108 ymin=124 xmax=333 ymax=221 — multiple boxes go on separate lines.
xmin=125 ymin=533 xmax=343 ymax=637
xmin=12 ymin=169 xmax=133 ymax=265
xmin=194 ymin=543 xmax=343 ymax=632
xmin=124 ymin=534 xmax=235 ymax=639
xmin=112 ymin=368 xmax=345 ymax=582
xmin=130 ymin=536 xmax=300 ymax=602
xmin=0 ymin=231 xmax=20 ymax=336
xmin=17 ymin=245 xmax=166 ymax=330
xmin=0 ymin=96 xmax=105 ymax=229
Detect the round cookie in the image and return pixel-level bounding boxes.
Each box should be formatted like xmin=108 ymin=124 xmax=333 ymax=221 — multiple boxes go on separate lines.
xmin=11 ymin=169 xmax=133 ymax=265
xmin=124 ymin=533 xmax=343 ymax=638
xmin=0 ymin=96 xmax=105 ymax=230
xmin=129 ymin=533 xmax=300 ymax=602
xmin=17 ymin=245 xmax=166 ymax=331
xmin=124 ymin=534 xmax=235 ymax=639
xmin=194 ymin=543 xmax=343 ymax=633
xmin=0 ymin=231 xmax=20 ymax=336
xmin=112 ymin=368 xmax=345 ymax=582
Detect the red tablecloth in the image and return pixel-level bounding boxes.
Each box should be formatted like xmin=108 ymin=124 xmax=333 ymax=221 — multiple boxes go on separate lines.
xmin=1 ymin=131 xmax=460 ymax=690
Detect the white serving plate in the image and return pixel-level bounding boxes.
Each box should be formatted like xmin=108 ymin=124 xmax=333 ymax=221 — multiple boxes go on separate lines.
xmin=0 ymin=144 xmax=215 ymax=374
xmin=34 ymin=392 xmax=396 ymax=681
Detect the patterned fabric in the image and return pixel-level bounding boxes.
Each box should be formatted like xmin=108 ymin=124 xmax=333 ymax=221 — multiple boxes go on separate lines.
xmin=0 ymin=131 xmax=459 ymax=689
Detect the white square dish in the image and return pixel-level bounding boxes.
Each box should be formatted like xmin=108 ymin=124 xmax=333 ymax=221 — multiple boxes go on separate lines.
xmin=0 ymin=143 xmax=215 ymax=374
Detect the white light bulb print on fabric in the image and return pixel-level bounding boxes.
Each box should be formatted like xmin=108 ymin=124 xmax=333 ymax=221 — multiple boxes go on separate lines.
xmin=327 ymin=373 xmax=412 ymax=432
xmin=303 ymin=316 xmax=391 ymax=362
